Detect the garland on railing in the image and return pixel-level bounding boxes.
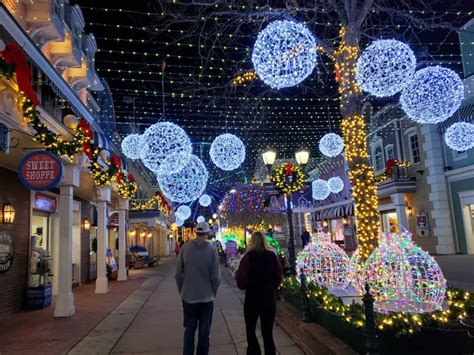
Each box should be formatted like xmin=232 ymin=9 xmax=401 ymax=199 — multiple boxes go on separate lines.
xmin=130 ymin=191 xmax=171 ymax=215
xmin=0 ymin=46 xmax=137 ymax=199
xmin=374 ymin=159 xmax=413 ymax=185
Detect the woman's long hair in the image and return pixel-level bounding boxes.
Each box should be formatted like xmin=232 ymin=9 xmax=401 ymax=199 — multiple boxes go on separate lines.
xmin=248 ymin=231 xmax=271 ymax=252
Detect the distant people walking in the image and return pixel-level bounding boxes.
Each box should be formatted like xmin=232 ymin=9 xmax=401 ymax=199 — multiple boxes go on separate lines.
xmin=301 ymin=228 xmax=311 ymax=248
xmin=235 ymin=231 xmax=283 ymax=355
xmin=175 ymin=222 xmax=221 ymax=355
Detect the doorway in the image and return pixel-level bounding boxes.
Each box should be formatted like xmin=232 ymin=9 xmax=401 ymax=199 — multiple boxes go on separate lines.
xmin=460 ymin=191 xmax=474 ymax=254
xmin=381 ymin=210 xmax=399 ymax=233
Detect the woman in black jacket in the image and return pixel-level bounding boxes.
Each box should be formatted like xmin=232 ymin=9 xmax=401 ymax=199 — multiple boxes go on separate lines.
xmin=235 ymin=231 xmax=283 ymax=355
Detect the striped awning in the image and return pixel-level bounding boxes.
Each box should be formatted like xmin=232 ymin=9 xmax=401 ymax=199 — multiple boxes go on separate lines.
xmin=315 ymin=202 xmax=354 ymax=221
xmin=92 ymin=131 xmax=110 ymax=150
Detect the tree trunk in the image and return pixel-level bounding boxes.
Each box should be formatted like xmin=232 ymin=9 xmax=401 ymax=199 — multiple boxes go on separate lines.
xmin=337 ymin=27 xmax=380 ymax=262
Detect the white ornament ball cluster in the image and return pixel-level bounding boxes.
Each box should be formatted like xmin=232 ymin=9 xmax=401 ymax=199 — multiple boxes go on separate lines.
xmin=327 ymin=176 xmax=344 ymax=194
xmin=400 ymin=66 xmax=464 ymax=124
xmin=199 ymin=194 xmax=212 ymax=207
xmin=140 ymin=122 xmax=192 ymax=173
xmin=121 ymin=134 xmax=143 ymax=160
xmin=356 ymin=39 xmax=416 ymax=97
xmin=445 ymin=122 xmax=474 ymax=152
xmin=209 ymin=133 xmax=246 ymax=171
xmin=176 ymin=205 xmax=191 ymax=220
xmin=157 ymin=154 xmax=208 ymax=203
xmin=252 ymin=20 xmax=317 ymax=89
xmin=296 ymin=233 xmax=352 ymax=290
xmin=197 ymin=216 xmax=205 ymax=223
xmin=319 ymin=133 xmax=344 ymax=158
xmin=312 ymin=179 xmax=330 ymax=201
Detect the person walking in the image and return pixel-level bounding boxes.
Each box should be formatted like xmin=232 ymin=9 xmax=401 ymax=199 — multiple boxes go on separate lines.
xmin=235 ymin=231 xmax=283 ymax=355
xmin=175 ymin=222 xmax=221 ymax=355
xmin=301 ymin=228 xmax=311 ymax=248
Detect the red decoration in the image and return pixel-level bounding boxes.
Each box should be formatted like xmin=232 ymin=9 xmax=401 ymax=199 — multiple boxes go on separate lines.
xmin=385 ymin=159 xmax=397 ymax=175
xmin=82 ymin=142 xmax=93 ymax=159
xmin=78 ymin=119 xmax=93 ymax=139
xmin=335 ymin=67 xmax=342 ymax=83
xmin=284 ymin=163 xmax=294 ymax=176
xmin=1 ymin=43 xmax=40 ymax=106
xmin=111 ymin=154 xmax=122 ymax=169
xmin=116 ymin=173 xmax=122 ymax=181
xmin=127 ymin=173 xmax=135 ymax=182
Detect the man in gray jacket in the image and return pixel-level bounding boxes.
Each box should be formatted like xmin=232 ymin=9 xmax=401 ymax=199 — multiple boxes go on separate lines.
xmin=175 ymin=222 xmax=221 ymax=355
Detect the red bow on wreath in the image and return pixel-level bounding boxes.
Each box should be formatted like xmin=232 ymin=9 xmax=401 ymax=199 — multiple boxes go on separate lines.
xmin=385 ymin=159 xmax=397 ymax=175
xmin=111 ymin=154 xmax=122 ymax=169
xmin=284 ymin=163 xmax=294 ymax=176
xmin=127 ymin=173 xmax=135 ymax=182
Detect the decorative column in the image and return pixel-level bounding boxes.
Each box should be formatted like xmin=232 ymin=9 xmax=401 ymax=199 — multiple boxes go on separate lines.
xmin=420 ymin=125 xmax=456 ymax=254
xmin=117 ymin=198 xmax=129 ymax=281
xmin=391 ymin=193 xmax=409 ymax=231
xmin=95 ymin=187 xmax=111 ymax=293
xmin=54 ymin=164 xmax=80 ymax=318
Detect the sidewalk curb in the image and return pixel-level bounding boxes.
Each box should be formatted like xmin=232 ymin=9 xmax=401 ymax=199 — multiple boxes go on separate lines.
xmin=275 ymin=301 xmax=358 ymax=355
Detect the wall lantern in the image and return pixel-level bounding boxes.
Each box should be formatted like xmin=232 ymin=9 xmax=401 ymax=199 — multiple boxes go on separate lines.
xmin=322 ymin=220 xmax=328 ymax=228
xmin=82 ymin=218 xmax=91 ymax=231
xmin=2 ymin=203 xmax=15 ymax=224
xmin=343 ymin=217 xmax=349 ymax=225
xmin=407 ymin=206 xmax=413 ymax=217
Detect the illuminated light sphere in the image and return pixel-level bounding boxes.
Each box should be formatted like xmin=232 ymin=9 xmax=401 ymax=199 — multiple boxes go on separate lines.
xmin=363 ymin=232 xmax=446 ymax=313
xmin=319 ymin=133 xmax=344 ymax=158
xmin=176 ymin=205 xmax=191 ymax=220
xmin=252 ymin=20 xmax=317 ymax=89
xmin=197 ymin=216 xmax=205 ymax=223
xmin=121 ymin=134 xmax=142 ymax=160
xmin=175 ymin=215 xmax=185 ymax=227
xmin=312 ymin=179 xmax=330 ymax=200
xmin=296 ymin=233 xmax=352 ymax=290
xmin=199 ymin=194 xmax=212 ymax=207
xmin=157 ymin=154 xmax=208 ymax=203
xmin=327 ymin=176 xmax=344 ymax=194
xmin=140 ymin=122 xmax=192 ymax=173
xmin=356 ymin=39 xmax=417 ymax=97
xmin=445 ymin=122 xmax=474 ymax=152
xmin=156 ymin=152 xmax=191 ymax=176
xmin=400 ymin=66 xmax=464 ymax=124
xmin=209 ymin=133 xmax=246 ymax=171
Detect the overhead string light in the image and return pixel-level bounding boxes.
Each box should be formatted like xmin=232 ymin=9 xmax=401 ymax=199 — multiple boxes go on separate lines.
xmin=209 ymin=133 xmax=246 ymax=171
xmin=444 ymin=122 xmax=474 ymax=152
xmin=121 ymin=133 xmax=142 ymax=159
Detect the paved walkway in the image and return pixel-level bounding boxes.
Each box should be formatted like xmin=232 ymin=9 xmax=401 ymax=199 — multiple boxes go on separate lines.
xmin=435 ymin=255 xmax=474 ymax=292
xmin=69 ymin=256 xmax=303 ymax=355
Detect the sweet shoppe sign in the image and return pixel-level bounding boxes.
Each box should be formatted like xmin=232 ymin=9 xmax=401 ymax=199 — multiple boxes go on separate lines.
xmin=18 ymin=151 xmax=63 ymax=191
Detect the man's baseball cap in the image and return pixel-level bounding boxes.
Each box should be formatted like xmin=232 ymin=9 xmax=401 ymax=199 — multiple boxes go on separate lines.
xmin=196 ymin=222 xmax=210 ymax=234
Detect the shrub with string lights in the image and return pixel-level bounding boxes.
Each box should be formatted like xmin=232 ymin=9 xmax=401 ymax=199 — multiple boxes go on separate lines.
xmin=444 ymin=122 xmax=474 ymax=152
xmin=209 ymin=133 xmax=246 ymax=171
xmin=252 ymin=20 xmax=317 ymax=89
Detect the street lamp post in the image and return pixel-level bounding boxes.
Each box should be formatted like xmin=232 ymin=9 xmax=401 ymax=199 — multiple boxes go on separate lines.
xmin=263 ymin=148 xmax=309 ymax=275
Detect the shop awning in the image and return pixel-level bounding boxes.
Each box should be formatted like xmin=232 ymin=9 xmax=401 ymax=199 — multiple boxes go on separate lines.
xmin=315 ymin=202 xmax=354 ymax=221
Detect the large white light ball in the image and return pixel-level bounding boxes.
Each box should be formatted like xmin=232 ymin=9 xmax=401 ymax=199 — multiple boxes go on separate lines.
xmin=157 ymin=152 xmax=191 ymax=176
xmin=209 ymin=133 xmax=246 ymax=171
xmin=175 ymin=215 xmax=185 ymax=227
xmin=445 ymin=122 xmax=474 ymax=152
xmin=312 ymin=179 xmax=330 ymax=200
xmin=356 ymin=39 xmax=416 ymax=97
xmin=327 ymin=176 xmax=344 ymax=194
xmin=121 ymin=134 xmax=142 ymax=160
xmin=252 ymin=20 xmax=317 ymax=89
xmin=197 ymin=216 xmax=205 ymax=223
xmin=140 ymin=122 xmax=192 ymax=173
xmin=400 ymin=66 xmax=464 ymax=124
xmin=157 ymin=154 xmax=208 ymax=203
xmin=319 ymin=133 xmax=344 ymax=158
xmin=199 ymin=194 xmax=212 ymax=207
xmin=176 ymin=205 xmax=191 ymax=220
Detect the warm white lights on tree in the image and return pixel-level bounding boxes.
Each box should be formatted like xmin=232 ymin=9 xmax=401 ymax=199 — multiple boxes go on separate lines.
xmin=209 ymin=133 xmax=246 ymax=171
xmin=199 ymin=194 xmax=212 ymax=207
xmin=121 ymin=134 xmax=143 ymax=160
xmin=176 ymin=205 xmax=192 ymax=220
xmin=140 ymin=122 xmax=192 ymax=173
xmin=252 ymin=20 xmax=317 ymax=89
xmin=157 ymin=154 xmax=208 ymax=203
xmin=327 ymin=176 xmax=344 ymax=194
xmin=400 ymin=66 xmax=464 ymax=124
xmin=312 ymin=179 xmax=330 ymax=200
xmin=444 ymin=122 xmax=474 ymax=152
xmin=356 ymin=39 xmax=416 ymax=97
xmin=319 ymin=133 xmax=344 ymax=157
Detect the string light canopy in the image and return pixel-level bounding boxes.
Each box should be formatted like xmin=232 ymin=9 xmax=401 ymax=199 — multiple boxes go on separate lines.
xmin=312 ymin=179 xmax=330 ymax=200
xmin=252 ymin=20 xmax=317 ymax=89
xmin=444 ymin=122 xmax=474 ymax=152
xmin=157 ymin=154 xmax=208 ymax=203
xmin=140 ymin=122 xmax=192 ymax=173
xmin=400 ymin=66 xmax=464 ymax=124
xmin=197 ymin=215 xmax=205 ymax=223
xmin=327 ymin=176 xmax=344 ymax=194
xmin=209 ymin=133 xmax=246 ymax=171
xmin=121 ymin=133 xmax=142 ymax=159
xmin=319 ymin=133 xmax=344 ymax=158
xmin=199 ymin=193 xmax=212 ymax=207
xmin=356 ymin=39 xmax=416 ymax=97
xmin=176 ymin=205 xmax=192 ymax=220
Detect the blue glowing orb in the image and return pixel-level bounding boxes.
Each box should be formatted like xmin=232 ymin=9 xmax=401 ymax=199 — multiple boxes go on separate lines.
xmin=445 ymin=122 xmax=474 ymax=152
xmin=210 ymin=133 xmax=246 ymax=171
xmin=356 ymin=39 xmax=416 ymax=97
xmin=328 ymin=176 xmax=344 ymax=194
xmin=319 ymin=133 xmax=344 ymax=158
xmin=312 ymin=179 xmax=330 ymax=201
xmin=121 ymin=134 xmax=142 ymax=160
xmin=157 ymin=152 xmax=191 ymax=176
xmin=140 ymin=122 xmax=192 ymax=173
xmin=157 ymin=154 xmax=208 ymax=203
xmin=199 ymin=194 xmax=212 ymax=207
xmin=175 ymin=215 xmax=185 ymax=227
xmin=197 ymin=216 xmax=205 ymax=223
xmin=176 ymin=205 xmax=192 ymax=220
xmin=252 ymin=20 xmax=317 ymax=89
xmin=400 ymin=66 xmax=464 ymax=124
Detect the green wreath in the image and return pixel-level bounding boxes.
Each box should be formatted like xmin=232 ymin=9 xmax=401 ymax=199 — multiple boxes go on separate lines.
xmin=270 ymin=162 xmax=305 ymax=193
